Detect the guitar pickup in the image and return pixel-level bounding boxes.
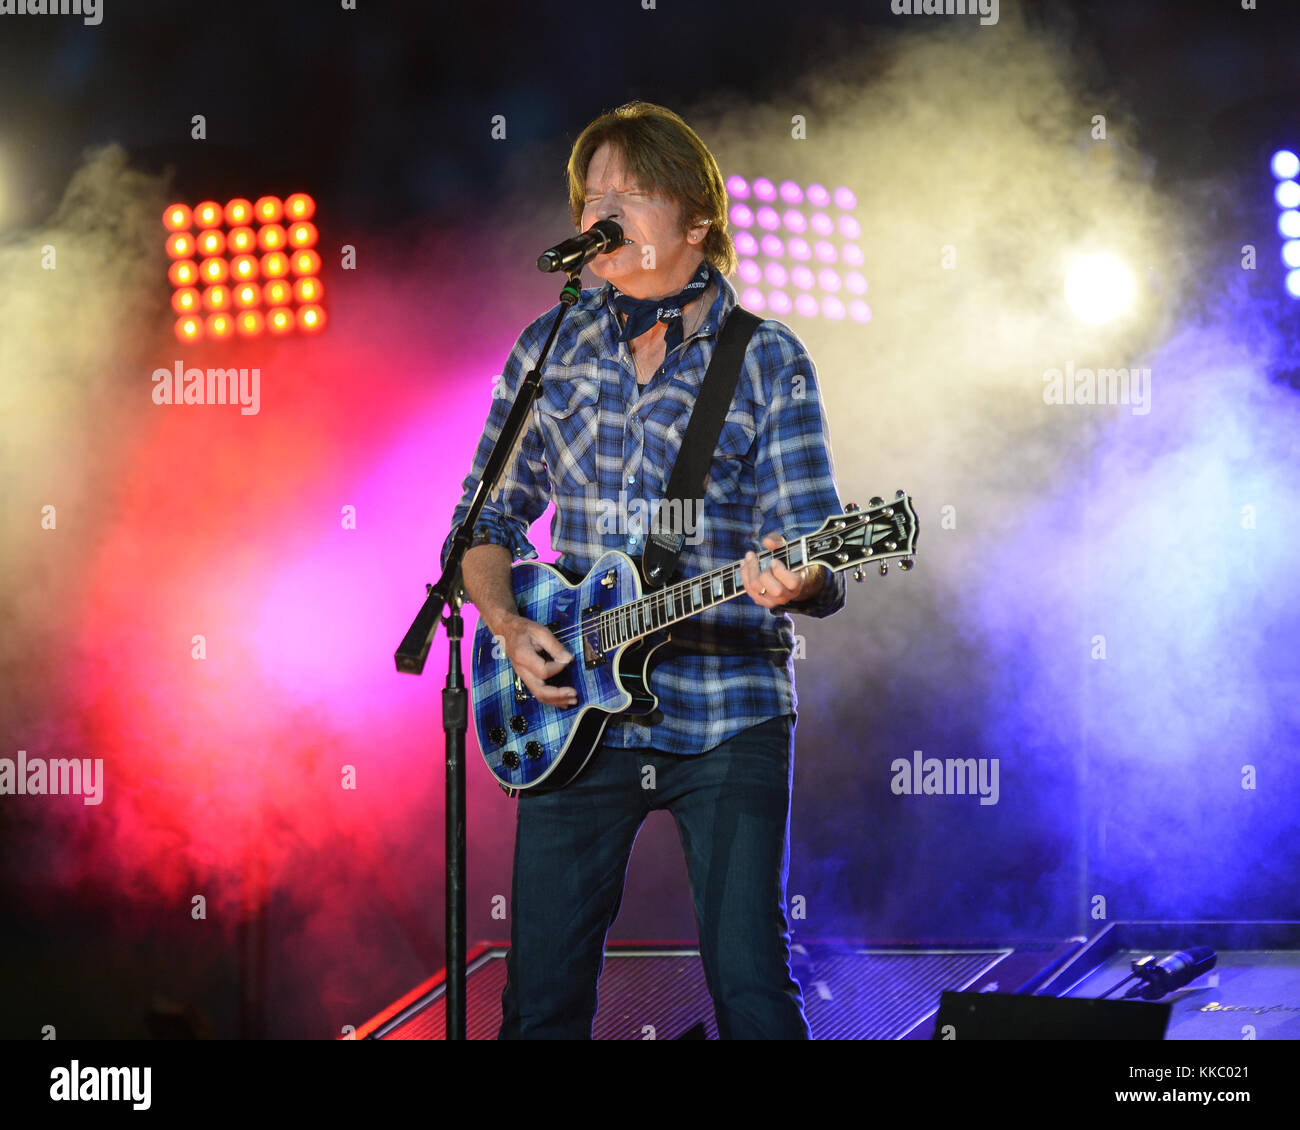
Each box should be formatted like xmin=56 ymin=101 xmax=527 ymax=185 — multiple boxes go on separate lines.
xmin=581 ymin=605 xmax=606 ymax=668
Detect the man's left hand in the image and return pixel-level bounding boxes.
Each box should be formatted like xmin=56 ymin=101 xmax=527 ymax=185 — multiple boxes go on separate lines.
xmin=741 ymin=532 xmax=826 ymax=610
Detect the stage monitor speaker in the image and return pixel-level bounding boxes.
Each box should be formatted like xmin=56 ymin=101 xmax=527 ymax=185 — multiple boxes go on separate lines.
xmin=933 ymin=991 xmax=1170 ymax=1040
xmin=356 ymin=939 xmax=1083 ymax=1040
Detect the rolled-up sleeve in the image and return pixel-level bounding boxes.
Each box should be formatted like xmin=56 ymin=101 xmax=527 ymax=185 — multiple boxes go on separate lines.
xmin=752 ymin=326 xmax=847 ymax=619
xmin=439 ymin=323 xmax=551 ymax=571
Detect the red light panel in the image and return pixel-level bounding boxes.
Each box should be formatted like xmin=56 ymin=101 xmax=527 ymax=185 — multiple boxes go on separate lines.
xmin=165 ymin=191 xmax=324 ymax=339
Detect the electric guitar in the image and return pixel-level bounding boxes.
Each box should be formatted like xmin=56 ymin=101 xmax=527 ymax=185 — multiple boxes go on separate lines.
xmin=471 ymin=492 xmax=918 ymax=794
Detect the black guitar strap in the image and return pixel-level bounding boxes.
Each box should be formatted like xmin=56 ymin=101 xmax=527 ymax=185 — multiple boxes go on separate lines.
xmin=640 ymin=305 xmax=762 ymax=589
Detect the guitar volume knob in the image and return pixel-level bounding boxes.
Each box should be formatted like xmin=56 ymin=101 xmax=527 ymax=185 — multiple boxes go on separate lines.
xmin=524 ymin=741 xmax=543 ymax=761
xmin=488 ymin=726 xmax=508 ymax=746
xmin=509 ymin=714 xmax=528 ymax=734
xmin=502 ymin=750 xmax=521 ymax=770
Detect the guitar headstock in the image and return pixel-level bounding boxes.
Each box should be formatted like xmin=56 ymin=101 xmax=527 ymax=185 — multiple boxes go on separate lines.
xmin=804 ymin=491 xmax=918 ymax=579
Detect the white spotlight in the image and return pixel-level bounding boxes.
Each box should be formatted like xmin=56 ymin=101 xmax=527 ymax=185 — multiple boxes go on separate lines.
xmin=1064 ymin=253 xmax=1137 ymax=325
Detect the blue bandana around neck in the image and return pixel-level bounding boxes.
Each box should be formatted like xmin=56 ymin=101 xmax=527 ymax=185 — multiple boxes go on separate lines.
xmin=610 ymin=260 xmax=711 ymax=354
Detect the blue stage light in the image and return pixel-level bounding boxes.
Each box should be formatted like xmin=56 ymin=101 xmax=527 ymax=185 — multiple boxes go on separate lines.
xmin=1270 ymin=149 xmax=1299 ymax=180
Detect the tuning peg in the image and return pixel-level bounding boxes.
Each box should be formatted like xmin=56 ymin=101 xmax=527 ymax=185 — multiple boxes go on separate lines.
xmin=878 ymin=562 xmax=888 ymax=577
xmin=898 ymin=558 xmax=914 ymax=571
xmin=868 ymin=496 xmax=884 ymax=507
xmin=844 ymin=501 xmax=860 ymax=512
xmin=895 ymin=489 xmax=906 ymax=499
xmin=852 ymin=567 xmax=865 ymax=582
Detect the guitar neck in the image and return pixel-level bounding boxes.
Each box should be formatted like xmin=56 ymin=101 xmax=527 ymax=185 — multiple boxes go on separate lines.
xmin=601 ymin=537 xmax=815 ymax=649
xmin=597 ymin=494 xmax=917 ymax=650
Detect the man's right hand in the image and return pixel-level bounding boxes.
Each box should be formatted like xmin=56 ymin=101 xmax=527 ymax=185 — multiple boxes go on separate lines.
xmin=495 ymin=614 xmax=579 ymax=708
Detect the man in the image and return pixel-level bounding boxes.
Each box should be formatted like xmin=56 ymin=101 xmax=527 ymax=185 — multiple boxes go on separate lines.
xmin=442 ymin=101 xmax=846 ymax=1039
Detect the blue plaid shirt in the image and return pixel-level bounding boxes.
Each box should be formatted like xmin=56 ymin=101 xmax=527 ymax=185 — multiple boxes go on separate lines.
xmin=442 ymin=268 xmax=846 ymax=755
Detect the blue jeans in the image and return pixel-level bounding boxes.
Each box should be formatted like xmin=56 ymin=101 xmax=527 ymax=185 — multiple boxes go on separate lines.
xmin=498 ymin=713 xmax=809 ymax=1039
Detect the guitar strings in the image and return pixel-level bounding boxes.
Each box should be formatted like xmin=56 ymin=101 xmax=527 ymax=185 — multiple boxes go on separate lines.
xmin=534 ymin=541 xmax=805 ymax=652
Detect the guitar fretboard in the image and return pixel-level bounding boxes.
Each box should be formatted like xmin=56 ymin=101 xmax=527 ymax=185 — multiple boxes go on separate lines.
xmin=597 ymin=537 xmax=813 ymax=650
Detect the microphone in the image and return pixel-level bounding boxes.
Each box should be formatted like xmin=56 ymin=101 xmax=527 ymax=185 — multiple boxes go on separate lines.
xmin=537 ymin=219 xmax=625 ymax=273
xmin=1122 ymin=947 xmax=1217 ymax=1000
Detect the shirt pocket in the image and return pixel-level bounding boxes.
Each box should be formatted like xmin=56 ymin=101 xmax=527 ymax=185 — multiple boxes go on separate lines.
xmin=666 ymin=407 xmax=758 ymax=509
xmin=536 ymin=375 xmax=601 ymax=491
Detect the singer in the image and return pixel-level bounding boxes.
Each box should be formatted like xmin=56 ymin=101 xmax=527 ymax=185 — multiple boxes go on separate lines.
xmin=441 ymin=100 xmax=846 ymax=1039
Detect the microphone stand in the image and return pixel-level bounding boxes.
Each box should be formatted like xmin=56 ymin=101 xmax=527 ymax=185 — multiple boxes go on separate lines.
xmin=393 ymin=268 xmax=585 ymax=1040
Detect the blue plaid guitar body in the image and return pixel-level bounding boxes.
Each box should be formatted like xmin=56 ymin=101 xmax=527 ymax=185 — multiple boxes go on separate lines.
xmin=471 ymin=550 xmax=657 ymax=796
